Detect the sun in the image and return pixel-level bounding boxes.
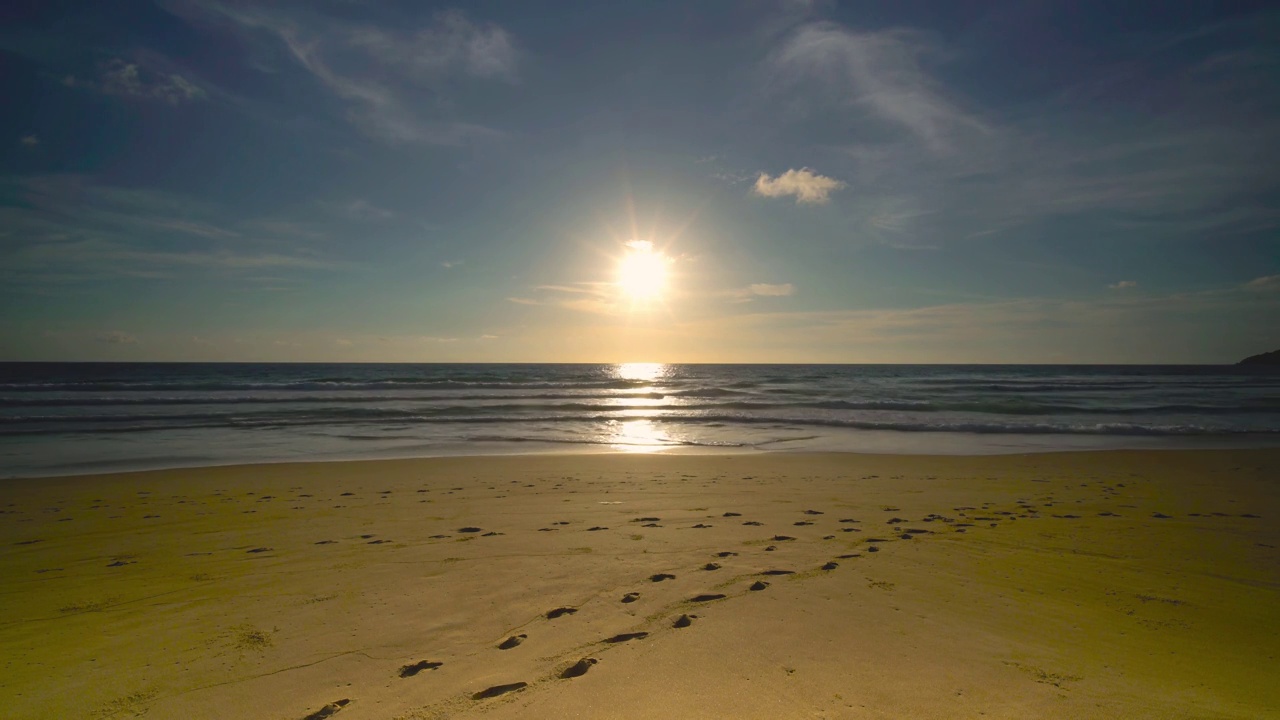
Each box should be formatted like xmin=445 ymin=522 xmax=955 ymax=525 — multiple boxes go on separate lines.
xmin=617 ymin=240 xmax=668 ymax=302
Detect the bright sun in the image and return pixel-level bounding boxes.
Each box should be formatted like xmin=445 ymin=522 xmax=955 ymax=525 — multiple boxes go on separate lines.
xmin=617 ymin=240 xmax=668 ymax=302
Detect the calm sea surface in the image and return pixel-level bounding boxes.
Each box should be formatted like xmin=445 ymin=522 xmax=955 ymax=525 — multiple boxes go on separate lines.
xmin=2 ymin=363 xmax=1278 ymax=477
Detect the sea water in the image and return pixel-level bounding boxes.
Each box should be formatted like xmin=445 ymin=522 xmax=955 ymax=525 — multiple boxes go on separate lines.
xmin=2 ymin=362 xmax=1277 ymax=477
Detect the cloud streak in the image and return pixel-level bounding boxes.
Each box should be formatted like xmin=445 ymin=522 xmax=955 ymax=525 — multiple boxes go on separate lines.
xmin=65 ymin=59 xmax=205 ymax=104
xmin=767 ymin=23 xmax=987 ymax=152
xmin=162 ymin=1 xmax=514 ymax=145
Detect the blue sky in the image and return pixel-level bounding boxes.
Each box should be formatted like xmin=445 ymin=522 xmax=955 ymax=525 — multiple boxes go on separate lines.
xmin=2 ymin=0 xmax=1277 ymax=363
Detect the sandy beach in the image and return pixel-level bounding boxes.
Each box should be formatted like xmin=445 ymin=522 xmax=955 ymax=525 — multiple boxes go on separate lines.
xmin=2 ymin=449 xmax=1277 ymax=719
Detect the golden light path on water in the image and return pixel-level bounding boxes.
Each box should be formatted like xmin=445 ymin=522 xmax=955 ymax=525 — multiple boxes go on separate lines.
xmin=608 ymin=363 xmax=674 ymax=453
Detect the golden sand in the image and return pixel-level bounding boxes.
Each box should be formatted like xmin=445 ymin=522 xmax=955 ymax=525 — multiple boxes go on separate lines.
xmin=2 ymin=450 xmax=1277 ymax=719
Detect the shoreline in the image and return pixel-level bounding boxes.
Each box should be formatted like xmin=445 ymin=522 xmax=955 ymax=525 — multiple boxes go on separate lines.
xmin=8 ymin=432 xmax=1280 ymax=480
xmin=3 ymin=449 xmax=1277 ymax=719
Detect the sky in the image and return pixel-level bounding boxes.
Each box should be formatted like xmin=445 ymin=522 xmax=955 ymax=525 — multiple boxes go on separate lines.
xmin=1 ymin=0 xmax=1277 ymax=363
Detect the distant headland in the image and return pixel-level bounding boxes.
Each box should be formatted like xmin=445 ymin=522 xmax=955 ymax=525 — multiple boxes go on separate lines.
xmin=1238 ymin=349 xmax=1280 ymax=365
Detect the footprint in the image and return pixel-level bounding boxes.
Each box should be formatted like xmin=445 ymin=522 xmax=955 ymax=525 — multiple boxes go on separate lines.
xmin=458 ymin=527 xmax=483 ymax=533
xmin=398 ymin=660 xmax=442 ymax=678
xmin=760 ymin=569 xmax=795 ymax=576
xmin=473 ymin=682 xmax=527 ymax=700
xmin=771 ymin=535 xmax=795 ymax=541
xmin=673 ymin=614 xmax=694 ymax=628
xmin=560 ymin=658 xmax=597 ymax=678
xmin=836 ymin=554 xmax=860 ymax=559
xmin=1152 ymin=512 xmax=1172 ymax=519
xmin=691 ymin=523 xmax=712 ymax=529
xmin=587 ymin=526 xmax=608 ymax=531
xmin=715 ymin=551 xmax=737 ymax=558
xmin=632 ymin=517 xmax=660 ymax=522
xmin=689 ymin=593 xmax=726 ymax=602
xmin=742 ymin=521 xmax=763 ymax=526
xmin=546 ymin=607 xmax=578 ymax=619
xmin=246 ymin=547 xmax=272 ymax=553
xmin=821 ymin=561 xmax=839 ymax=570
xmin=722 ymin=512 xmax=742 ymax=517
xmin=764 ymin=545 xmax=777 ymax=552
xmin=704 ymin=563 xmax=721 ymax=571
xmin=838 ymin=519 xmax=859 ymax=524
xmin=803 ymin=510 xmax=824 ymax=515
xmin=867 ymin=546 xmax=880 ymax=552
xmin=498 ymin=634 xmax=526 ymax=650
xmin=314 ymin=540 xmax=337 ymax=545
xmin=621 ymin=592 xmax=640 ymax=603
xmin=749 ymin=581 xmax=769 ymax=591
xmin=302 ymin=698 xmax=350 ymax=719
xmin=793 ymin=521 xmax=813 ymax=526
xmin=650 ymin=573 xmax=676 ymax=582
xmin=604 ymin=632 xmax=648 ymax=643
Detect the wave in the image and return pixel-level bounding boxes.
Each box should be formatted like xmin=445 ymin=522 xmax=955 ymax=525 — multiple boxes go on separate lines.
xmin=4 ymin=408 xmax=1274 ymax=438
xmin=0 ymin=378 xmax=662 ymax=393
xmin=4 ymin=397 xmax=1275 ymax=417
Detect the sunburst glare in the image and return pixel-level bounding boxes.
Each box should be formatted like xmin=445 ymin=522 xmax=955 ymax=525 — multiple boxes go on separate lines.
xmin=616 ymin=240 xmax=669 ymax=302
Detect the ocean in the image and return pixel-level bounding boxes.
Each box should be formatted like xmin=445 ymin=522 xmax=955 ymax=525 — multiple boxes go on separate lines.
xmin=2 ymin=362 xmax=1278 ymax=477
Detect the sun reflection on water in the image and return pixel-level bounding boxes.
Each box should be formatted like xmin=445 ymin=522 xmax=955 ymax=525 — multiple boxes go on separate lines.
xmin=613 ymin=362 xmax=669 ymax=382
xmin=609 ymin=418 xmax=670 ymax=453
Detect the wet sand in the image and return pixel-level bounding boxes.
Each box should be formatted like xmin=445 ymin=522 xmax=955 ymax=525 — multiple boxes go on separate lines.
xmin=2 ymin=450 xmax=1277 ymax=719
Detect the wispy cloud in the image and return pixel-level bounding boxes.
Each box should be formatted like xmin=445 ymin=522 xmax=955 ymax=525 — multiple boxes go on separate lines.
xmin=753 ymin=168 xmax=844 ymax=204
xmin=761 ymin=13 xmax=1280 ymax=249
xmin=343 ymin=199 xmax=394 ymax=221
xmin=20 ymin=135 xmax=39 ymax=147
xmin=1109 ymin=280 xmax=1138 ymax=289
xmin=509 ymin=282 xmax=619 ymax=315
xmin=766 ymin=23 xmax=987 ymax=153
xmin=749 ymin=283 xmax=795 ymax=296
xmin=1 ymin=175 xmax=338 ymax=284
xmin=348 ymin=11 xmax=518 ymax=82
xmin=65 ymin=59 xmax=205 ymax=104
xmin=96 ymin=331 xmax=137 ymax=344
xmin=1244 ymin=275 xmax=1280 ymax=291
xmin=723 ymin=282 xmax=797 ymax=303
xmin=162 ymin=1 xmax=514 ymax=145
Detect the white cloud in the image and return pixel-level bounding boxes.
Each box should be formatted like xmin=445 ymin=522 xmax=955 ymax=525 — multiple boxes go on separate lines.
xmin=441 ymin=260 xmax=463 ymax=268
xmin=1244 ymin=275 xmax=1280 ymax=291
xmin=1109 ymin=280 xmax=1138 ymax=289
xmin=753 ymin=168 xmax=844 ymax=204
xmin=20 ymin=135 xmax=39 ymax=147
